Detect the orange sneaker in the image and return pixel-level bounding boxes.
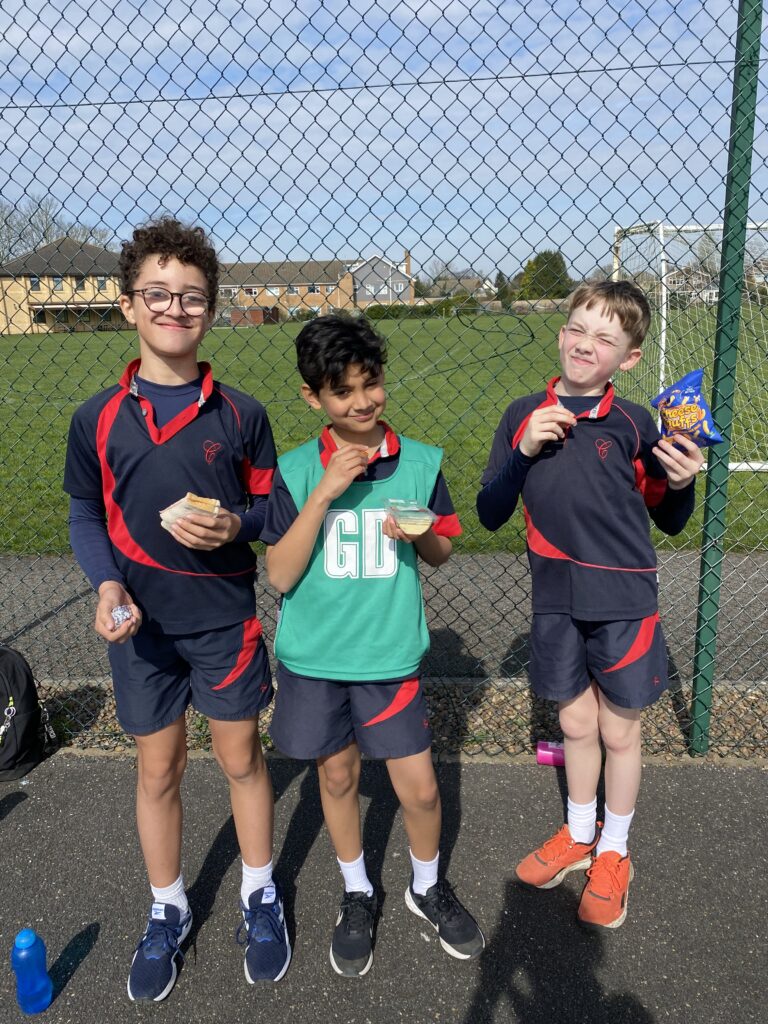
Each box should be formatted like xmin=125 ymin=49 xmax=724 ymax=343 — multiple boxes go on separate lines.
xmin=515 ymin=824 xmax=599 ymax=889
xmin=577 ymin=850 xmax=634 ymax=930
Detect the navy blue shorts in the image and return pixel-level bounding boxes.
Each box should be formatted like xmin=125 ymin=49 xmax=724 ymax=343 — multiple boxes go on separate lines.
xmin=269 ymin=663 xmax=433 ymax=761
xmin=108 ymin=615 xmax=273 ymax=736
xmin=529 ymin=613 xmax=668 ymax=709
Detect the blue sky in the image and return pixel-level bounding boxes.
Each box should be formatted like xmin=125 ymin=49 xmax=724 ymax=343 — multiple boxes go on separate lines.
xmin=0 ymin=0 xmax=765 ymax=277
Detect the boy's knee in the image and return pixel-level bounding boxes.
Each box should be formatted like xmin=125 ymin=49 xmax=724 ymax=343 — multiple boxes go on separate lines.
xmin=321 ymin=762 xmax=359 ymax=801
xmin=214 ymin=744 xmax=265 ymax=784
xmin=559 ymin=709 xmax=599 ymax=744
xmin=405 ymin=780 xmax=440 ymax=815
xmin=599 ymin=717 xmax=641 ymax=755
xmin=136 ymin=752 xmax=186 ymax=796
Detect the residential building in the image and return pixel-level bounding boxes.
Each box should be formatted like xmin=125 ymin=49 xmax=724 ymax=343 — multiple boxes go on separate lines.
xmin=0 ymin=240 xmax=415 ymax=335
xmin=0 ymin=238 xmax=125 ymax=334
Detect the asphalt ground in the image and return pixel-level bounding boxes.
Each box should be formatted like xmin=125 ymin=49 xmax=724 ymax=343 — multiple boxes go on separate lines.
xmin=1 ymin=753 xmax=765 ymax=1024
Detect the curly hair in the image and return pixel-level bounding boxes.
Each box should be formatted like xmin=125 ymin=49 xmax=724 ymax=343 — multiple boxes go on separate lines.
xmin=119 ymin=216 xmax=219 ymax=310
xmin=295 ymin=313 xmax=387 ymax=393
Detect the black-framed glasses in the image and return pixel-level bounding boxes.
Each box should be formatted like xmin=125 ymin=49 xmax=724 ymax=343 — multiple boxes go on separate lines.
xmin=126 ymin=287 xmax=210 ymax=316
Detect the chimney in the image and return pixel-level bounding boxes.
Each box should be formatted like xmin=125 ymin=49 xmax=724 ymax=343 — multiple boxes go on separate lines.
xmin=402 ymin=248 xmax=411 ymax=277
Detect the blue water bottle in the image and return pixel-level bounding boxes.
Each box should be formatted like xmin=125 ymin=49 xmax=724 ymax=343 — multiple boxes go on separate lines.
xmin=11 ymin=929 xmax=53 ymax=1014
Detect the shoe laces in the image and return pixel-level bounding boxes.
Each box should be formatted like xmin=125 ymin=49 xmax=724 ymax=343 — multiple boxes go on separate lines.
xmin=338 ymin=892 xmax=375 ymax=935
xmin=236 ymin=901 xmax=283 ymax=947
xmin=586 ymin=852 xmax=624 ymax=898
xmin=423 ymin=880 xmax=463 ymax=924
xmin=538 ymin=825 xmax=574 ymax=860
xmin=137 ymin=919 xmax=186 ymax=961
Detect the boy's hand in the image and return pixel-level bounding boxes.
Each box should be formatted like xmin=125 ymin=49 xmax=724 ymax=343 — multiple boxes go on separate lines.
xmin=170 ymin=509 xmax=241 ymax=550
xmin=519 ymin=406 xmax=578 ymax=458
xmin=95 ymin=582 xmax=142 ymax=643
xmin=653 ymin=434 xmax=705 ymax=489
xmin=382 ymin=513 xmax=416 ymax=544
xmin=316 ymin=445 xmax=370 ymax=502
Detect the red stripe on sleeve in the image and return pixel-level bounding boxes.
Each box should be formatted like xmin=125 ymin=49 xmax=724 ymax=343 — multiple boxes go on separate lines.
xmin=243 ymin=461 xmax=274 ymax=495
xmin=432 ymin=512 xmax=462 ymax=538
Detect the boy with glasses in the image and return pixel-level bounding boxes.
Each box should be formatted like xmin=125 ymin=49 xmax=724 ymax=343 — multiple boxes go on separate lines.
xmin=477 ymin=281 xmax=704 ymax=930
xmin=64 ymin=217 xmax=289 ymax=999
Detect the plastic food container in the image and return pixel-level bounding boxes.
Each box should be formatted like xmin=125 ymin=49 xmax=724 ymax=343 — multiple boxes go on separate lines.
xmin=386 ymin=499 xmax=437 ymax=538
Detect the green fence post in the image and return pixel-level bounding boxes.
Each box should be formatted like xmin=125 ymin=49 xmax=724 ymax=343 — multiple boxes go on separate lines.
xmin=688 ymin=0 xmax=763 ymax=755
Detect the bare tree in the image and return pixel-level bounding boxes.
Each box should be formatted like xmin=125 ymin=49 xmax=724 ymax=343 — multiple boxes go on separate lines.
xmin=0 ymin=193 xmax=114 ymax=263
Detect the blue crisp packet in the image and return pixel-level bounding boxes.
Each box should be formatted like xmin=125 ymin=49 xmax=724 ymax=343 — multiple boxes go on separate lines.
xmin=651 ymin=369 xmax=723 ymax=448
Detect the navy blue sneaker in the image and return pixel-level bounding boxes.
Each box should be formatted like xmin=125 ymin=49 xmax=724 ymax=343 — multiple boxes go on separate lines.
xmin=405 ymin=877 xmax=485 ymax=960
xmin=236 ymin=883 xmax=291 ymax=983
xmin=127 ymin=902 xmax=193 ymax=1002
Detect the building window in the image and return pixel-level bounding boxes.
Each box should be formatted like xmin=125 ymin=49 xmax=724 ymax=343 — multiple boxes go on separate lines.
xmin=74 ymin=276 xmax=86 ymax=291
xmin=96 ymin=276 xmax=107 ymax=290
xmin=33 ymin=309 xmax=46 ymax=324
xmin=366 ymin=285 xmax=376 ymax=297
xmin=29 ymin=275 xmax=40 ymax=291
xmin=287 ymin=285 xmax=298 ymax=295
xmin=265 ymin=287 xmax=280 ymax=298
xmin=325 ymin=285 xmax=334 ymax=294
xmin=244 ymin=288 xmax=257 ymax=297
xmin=55 ymin=309 xmax=70 ymax=325
xmin=52 ymin=276 xmax=63 ymax=291
xmin=395 ymin=281 xmax=405 ymax=294
xmin=219 ymin=287 xmax=237 ymax=298
xmin=308 ymin=283 xmax=319 ymax=293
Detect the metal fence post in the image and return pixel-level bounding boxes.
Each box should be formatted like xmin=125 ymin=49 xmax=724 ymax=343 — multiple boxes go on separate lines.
xmin=689 ymin=0 xmax=764 ymax=754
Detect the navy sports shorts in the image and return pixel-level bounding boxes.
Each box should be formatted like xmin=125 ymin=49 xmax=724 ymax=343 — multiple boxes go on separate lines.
xmin=269 ymin=663 xmax=433 ymax=761
xmin=108 ymin=614 xmax=273 ymax=736
xmin=529 ymin=612 xmax=668 ymax=709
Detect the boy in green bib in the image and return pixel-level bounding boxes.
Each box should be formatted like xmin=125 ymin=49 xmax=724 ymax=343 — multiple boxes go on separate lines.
xmin=263 ymin=313 xmax=484 ymax=977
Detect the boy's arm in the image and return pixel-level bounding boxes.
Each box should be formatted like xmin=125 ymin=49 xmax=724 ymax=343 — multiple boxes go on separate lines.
xmin=476 ymin=447 xmax=535 ymax=531
xmin=68 ymin=497 xmax=141 ymax=642
xmin=265 ymin=444 xmax=369 ymax=593
xmin=638 ymin=416 xmax=704 ymax=536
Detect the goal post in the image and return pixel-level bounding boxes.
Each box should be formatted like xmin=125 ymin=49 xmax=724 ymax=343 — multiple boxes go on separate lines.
xmin=612 ymin=221 xmax=768 ymax=472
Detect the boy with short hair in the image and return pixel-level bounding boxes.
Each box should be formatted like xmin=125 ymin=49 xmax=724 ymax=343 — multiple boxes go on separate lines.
xmin=477 ymin=280 xmax=704 ymax=929
xmin=262 ymin=312 xmax=484 ymax=976
xmin=64 ymin=217 xmax=290 ymax=1000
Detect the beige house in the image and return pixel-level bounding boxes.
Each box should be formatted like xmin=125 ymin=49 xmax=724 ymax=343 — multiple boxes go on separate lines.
xmin=0 ymin=238 xmax=125 ymax=335
xmin=0 ymin=239 xmax=414 ymax=335
xmin=217 ymin=251 xmax=414 ymax=323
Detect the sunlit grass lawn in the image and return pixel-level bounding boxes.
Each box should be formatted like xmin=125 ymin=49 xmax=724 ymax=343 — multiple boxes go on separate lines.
xmin=1 ymin=312 xmax=765 ymax=553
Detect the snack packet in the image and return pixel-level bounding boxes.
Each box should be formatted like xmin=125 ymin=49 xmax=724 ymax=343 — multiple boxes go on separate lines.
xmin=650 ymin=369 xmax=723 ymax=448
xmin=386 ymin=499 xmax=437 ymax=538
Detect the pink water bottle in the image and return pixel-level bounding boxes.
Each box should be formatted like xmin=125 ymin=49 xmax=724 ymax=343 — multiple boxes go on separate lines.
xmin=536 ymin=740 xmax=565 ymax=766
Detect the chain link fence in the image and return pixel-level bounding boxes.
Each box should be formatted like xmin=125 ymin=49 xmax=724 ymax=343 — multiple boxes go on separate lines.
xmin=0 ymin=0 xmax=765 ymax=758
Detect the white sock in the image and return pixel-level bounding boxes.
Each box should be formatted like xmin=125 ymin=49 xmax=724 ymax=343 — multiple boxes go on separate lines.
xmin=596 ymin=807 xmax=634 ymax=858
xmin=567 ymin=796 xmax=598 ymax=844
xmin=410 ymin=849 xmax=439 ymax=896
xmin=241 ymin=858 xmax=274 ymax=906
xmin=150 ymin=874 xmax=189 ymax=916
xmin=337 ymin=851 xmax=373 ymax=896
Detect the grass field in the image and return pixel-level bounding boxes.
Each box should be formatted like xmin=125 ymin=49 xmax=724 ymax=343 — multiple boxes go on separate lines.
xmin=1 ymin=312 xmax=766 ymax=554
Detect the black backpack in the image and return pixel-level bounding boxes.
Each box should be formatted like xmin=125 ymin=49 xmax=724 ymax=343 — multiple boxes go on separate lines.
xmin=0 ymin=645 xmax=57 ymax=781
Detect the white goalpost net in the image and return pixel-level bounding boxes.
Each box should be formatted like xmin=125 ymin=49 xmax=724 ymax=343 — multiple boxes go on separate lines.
xmin=613 ymin=221 xmax=768 ymax=472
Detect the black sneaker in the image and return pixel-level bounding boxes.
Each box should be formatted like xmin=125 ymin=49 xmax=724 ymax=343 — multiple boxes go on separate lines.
xmin=329 ymin=890 xmax=378 ymax=977
xmin=127 ymin=903 xmax=193 ymax=1002
xmin=405 ymin=878 xmax=485 ymax=960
